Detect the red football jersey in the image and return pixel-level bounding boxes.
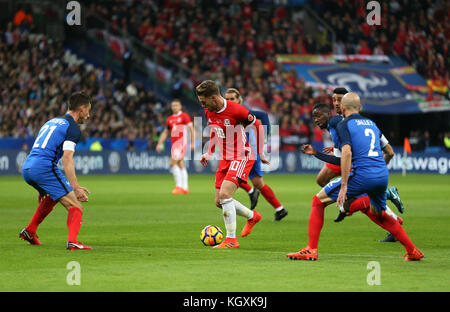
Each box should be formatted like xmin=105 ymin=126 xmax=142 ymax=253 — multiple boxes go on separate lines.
xmin=205 ymin=99 xmax=256 ymax=161
xmin=166 ymin=112 xmax=192 ymax=146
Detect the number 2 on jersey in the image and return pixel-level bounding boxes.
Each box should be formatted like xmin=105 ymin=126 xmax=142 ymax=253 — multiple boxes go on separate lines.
xmin=33 ymin=125 xmax=57 ymax=149
xmin=365 ymin=128 xmax=379 ymax=157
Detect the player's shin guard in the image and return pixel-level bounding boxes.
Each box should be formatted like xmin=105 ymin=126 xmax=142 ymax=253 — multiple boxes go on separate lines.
xmin=67 ymin=207 xmax=83 ymax=243
xmin=260 ymin=184 xmax=282 ymax=210
xmin=26 ymin=195 xmax=57 ymax=233
xmin=220 ymin=198 xmax=237 ymax=238
xmin=308 ymin=195 xmax=326 ymax=250
xmin=348 ymin=196 xmax=370 ymax=214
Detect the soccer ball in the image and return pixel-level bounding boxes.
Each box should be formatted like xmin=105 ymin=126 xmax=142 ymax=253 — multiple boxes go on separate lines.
xmin=200 ymin=225 xmax=224 ymax=246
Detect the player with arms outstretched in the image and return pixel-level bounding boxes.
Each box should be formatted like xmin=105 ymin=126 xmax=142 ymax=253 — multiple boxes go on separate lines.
xmin=156 ymin=99 xmax=194 ymax=194
xmin=287 ymin=93 xmax=424 ymax=261
xmin=20 ymin=92 xmax=92 ymax=250
xmin=196 ymin=80 xmax=268 ymax=248
xmin=224 ymin=88 xmax=287 ymax=221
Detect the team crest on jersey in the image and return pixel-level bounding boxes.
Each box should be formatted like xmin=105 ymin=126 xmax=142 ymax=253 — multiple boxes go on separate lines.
xmin=177 ymin=117 xmax=181 ymax=122
xmin=224 ymin=119 xmax=230 ymax=125
xmin=208 ymin=118 xmax=212 ymax=124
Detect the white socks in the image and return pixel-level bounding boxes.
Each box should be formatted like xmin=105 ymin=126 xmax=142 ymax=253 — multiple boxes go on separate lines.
xmin=180 ymin=167 xmax=188 ymax=190
xmin=220 ymin=198 xmax=236 ymax=238
xmin=171 ymin=165 xmax=182 ymax=188
xmin=233 ymin=199 xmax=254 ymax=220
xmin=171 ymin=165 xmax=188 ymax=190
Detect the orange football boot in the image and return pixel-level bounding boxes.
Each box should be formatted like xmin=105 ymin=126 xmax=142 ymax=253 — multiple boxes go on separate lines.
xmin=171 ymin=187 xmax=185 ymax=194
xmin=241 ymin=211 xmax=261 ymax=237
xmin=286 ymin=246 xmax=318 ymax=261
xmin=404 ymin=248 xmax=424 ymax=261
xmin=213 ymin=237 xmax=240 ymax=249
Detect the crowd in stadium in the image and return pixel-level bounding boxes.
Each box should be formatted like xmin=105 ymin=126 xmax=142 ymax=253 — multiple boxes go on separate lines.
xmin=0 ymin=0 xmax=448 ymax=152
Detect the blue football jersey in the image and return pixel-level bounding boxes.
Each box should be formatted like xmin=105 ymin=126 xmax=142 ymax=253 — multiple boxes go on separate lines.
xmin=327 ymin=115 xmax=344 ymax=153
xmin=336 ymin=113 xmax=387 ymax=177
xmin=247 ymin=109 xmax=270 ymax=151
xmin=23 ymin=114 xmax=81 ymax=170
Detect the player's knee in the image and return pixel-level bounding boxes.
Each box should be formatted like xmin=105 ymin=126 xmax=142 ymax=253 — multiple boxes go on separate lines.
xmin=218 ymin=189 xmax=233 ymax=201
xmin=253 ymin=179 xmax=264 ymax=189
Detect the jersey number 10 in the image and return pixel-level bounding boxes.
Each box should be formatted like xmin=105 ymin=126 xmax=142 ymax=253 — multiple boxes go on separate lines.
xmin=33 ymin=125 xmax=57 ymax=149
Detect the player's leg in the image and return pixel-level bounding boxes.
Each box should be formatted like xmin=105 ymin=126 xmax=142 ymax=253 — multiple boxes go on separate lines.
xmin=214 ymin=180 xmax=240 ymax=248
xmin=287 ymin=187 xmax=334 ymax=261
xmin=178 ymin=159 xmax=189 ymax=194
xmin=252 ymin=176 xmax=287 ymax=221
xmin=316 ymin=163 xmax=340 ymax=187
xmin=365 ymin=192 xmax=423 ymax=260
xmin=58 ymin=191 xmax=91 ymax=250
xmin=169 ymin=157 xmax=183 ymax=194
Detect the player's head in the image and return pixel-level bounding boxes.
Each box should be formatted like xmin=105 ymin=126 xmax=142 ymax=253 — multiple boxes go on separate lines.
xmin=68 ymin=92 xmax=92 ymax=124
xmin=312 ymin=103 xmax=332 ymax=129
xmin=171 ymin=99 xmax=182 ymax=114
xmin=195 ymin=80 xmax=222 ymax=112
xmin=341 ymin=92 xmax=361 ymax=117
xmin=225 ymin=88 xmax=243 ymax=104
xmin=332 ymin=87 xmax=348 ymax=115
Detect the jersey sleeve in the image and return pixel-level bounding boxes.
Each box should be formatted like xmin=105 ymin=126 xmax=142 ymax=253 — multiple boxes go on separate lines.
xmin=252 ymin=110 xmax=270 ymax=133
xmin=336 ymin=120 xmax=351 ymax=147
xmin=328 ymin=116 xmax=344 ymax=128
xmin=63 ymin=122 xmax=81 ymax=151
xmin=183 ymin=113 xmax=193 ymax=126
xmin=235 ymin=104 xmax=256 ymax=127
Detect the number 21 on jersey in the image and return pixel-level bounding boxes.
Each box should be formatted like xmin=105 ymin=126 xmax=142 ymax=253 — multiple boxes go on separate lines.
xmin=33 ymin=125 xmax=57 ymax=149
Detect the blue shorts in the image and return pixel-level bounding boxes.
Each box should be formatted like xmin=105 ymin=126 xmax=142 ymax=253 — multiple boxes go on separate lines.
xmin=22 ymin=167 xmax=73 ymax=201
xmin=324 ymin=172 xmax=388 ymax=213
xmin=249 ymin=154 xmax=263 ymax=179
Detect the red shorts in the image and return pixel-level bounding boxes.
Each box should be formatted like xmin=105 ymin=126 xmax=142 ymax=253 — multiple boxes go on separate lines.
xmin=171 ymin=140 xmax=187 ymax=160
xmin=325 ymin=163 xmax=352 ymax=175
xmin=325 ymin=163 xmax=342 ymax=175
xmin=215 ymin=157 xmax=255 ymax=189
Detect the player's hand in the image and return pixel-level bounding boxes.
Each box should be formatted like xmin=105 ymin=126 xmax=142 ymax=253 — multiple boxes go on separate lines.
xmin=260 ymin=153 xmax=270 ymax=165
xmin=336 ymin=185 xmax=347 ymax=208
xmin=322 ymin=146 xmax=334 ymax=154
xmin=156 ymin=144 xmax=162 ymax=153
xmin=301 ymin=144 xmax=317 ymax=155
xmin=75 ymin=186 xmax=90 ymax=202
xmin=200 ymin=153 xmax=211 ymax=167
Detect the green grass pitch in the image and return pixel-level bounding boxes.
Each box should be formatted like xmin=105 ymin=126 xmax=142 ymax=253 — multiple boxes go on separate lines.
xmin=1 ymin=174 xmax=449 ymax=292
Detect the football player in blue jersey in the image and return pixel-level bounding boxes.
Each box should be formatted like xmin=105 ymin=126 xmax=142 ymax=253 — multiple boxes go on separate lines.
xmin=287 ymin=93 xmax=424 ymax=261
xmin=225 ymin=88 xmax=287 ymax=221
xmin=20 ymin=92 xmax=93 ymax=250
xmin=304 ymin=102 xmax=405 ymax=242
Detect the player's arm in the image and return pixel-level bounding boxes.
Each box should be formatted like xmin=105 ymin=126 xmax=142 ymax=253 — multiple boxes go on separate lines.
xmin=62 ymin=147 xmax=90 ymax=202
xmin=156 ymin=128 xmax=170 ymax=153
xmin=380 ymin=134 xmax=394 ymax=164
xmin=201 ymin=127 xmax=216 ymax=167
xmin=302 ymin=144 xmax=341 ymax=165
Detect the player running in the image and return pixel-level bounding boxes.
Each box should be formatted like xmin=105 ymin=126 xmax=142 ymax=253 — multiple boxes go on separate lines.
xmin=196 ymin=80 xmax=268 ymax=248
xmin=20 ymin=92 xmax=92 ymax=250
xmin=224 ymin=88 xmax=287 ymax=221
xmin=304 ymin=103 xmax=405 ymax=242
xmin=156 ymin=99 xmax=195 ymax=194
xmin=287 ymin=93 xmax=424 ymax=261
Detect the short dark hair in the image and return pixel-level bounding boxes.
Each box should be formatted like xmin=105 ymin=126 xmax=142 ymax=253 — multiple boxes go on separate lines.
xmin=195 ymin=80 xmax=220 ymax=97
xmin=313 ymin=103 xmax=331 ymax=113
xmin=68 ymin=92 xmax=91 ymax=110
xmin=332 ymin=87 xmax=348 ymax=95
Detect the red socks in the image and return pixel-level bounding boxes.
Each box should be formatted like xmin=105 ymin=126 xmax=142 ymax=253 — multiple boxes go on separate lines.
xmin=26 ymin=196 xmax=57 ymax=234
xmin=348 ymin=196 xmax=371 ymax=214
xmin=67 ymin=207 xmax=83 ymax=243
xmin=260 ymin=184 xmax=282 ymax=209
xmin=308 ymin=195 xmax=326 ymax=249
xmin=240 ymin=181 xmax=252 ymax=193
xmin=363 ymin=209 xmax=415 ymax=253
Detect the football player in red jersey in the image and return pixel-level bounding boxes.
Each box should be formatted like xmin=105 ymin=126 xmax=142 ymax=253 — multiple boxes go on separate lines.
xmin=156 ymin=99 xmax=194 ymax=194
xmin=195 ymin=80 xmax=269 ymax=248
